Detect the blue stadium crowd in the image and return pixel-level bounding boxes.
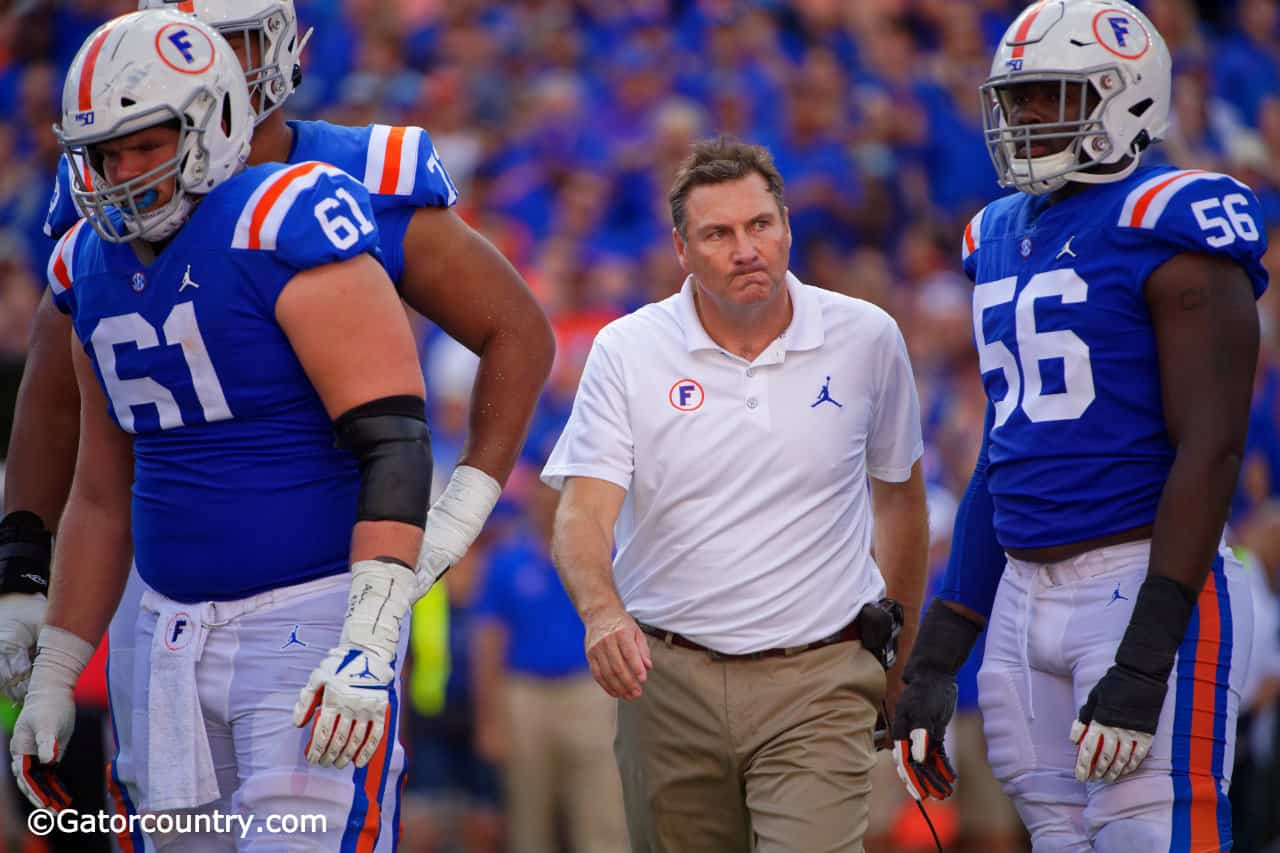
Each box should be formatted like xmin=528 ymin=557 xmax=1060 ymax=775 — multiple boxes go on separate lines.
xmin=1 ymin=1 xmax=1279 ymax=851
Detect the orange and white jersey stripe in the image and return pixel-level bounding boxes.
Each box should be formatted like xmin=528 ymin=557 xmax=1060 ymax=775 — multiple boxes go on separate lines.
xmin=962 ymin=207 xmax=985 ymax=262
xmin=362 ymin=125 xmax=427 ymax=197
xmin=231 ymin=161 xmax=348 ymax=251
xmin=46 ymin=219 xmax=88 ymax=296
xmin=1118 ymin=169 xmax=1250 ymax=230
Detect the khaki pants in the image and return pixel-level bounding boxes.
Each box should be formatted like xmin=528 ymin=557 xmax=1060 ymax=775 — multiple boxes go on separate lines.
xmin=503 ymin=673 xmax=628 ymax=853
xmin=615 ymin=635 xmax=885 ymax=853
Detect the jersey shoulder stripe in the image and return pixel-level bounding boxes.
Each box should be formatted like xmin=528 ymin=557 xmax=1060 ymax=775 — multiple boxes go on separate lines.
xmin=46 ymin=219 xmax=88 ymax=295
xmin=962 ymin=207 xmax=985 ymax=261
xmin=1118 ymin=169 xmax=1252 ymax=229
xmin=363 ymin=125 xmax=425 ymax=197
xmin=231 ymin=161 xmax=348 ymax=251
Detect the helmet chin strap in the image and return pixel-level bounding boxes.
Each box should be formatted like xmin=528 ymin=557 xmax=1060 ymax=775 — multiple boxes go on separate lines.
xmin=1066 ymin=152 xmax=1142 ymax=185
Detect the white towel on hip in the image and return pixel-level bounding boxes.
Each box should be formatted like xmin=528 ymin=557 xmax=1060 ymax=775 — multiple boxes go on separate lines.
xmin=139 ymin=589 xmax=219 ymax=812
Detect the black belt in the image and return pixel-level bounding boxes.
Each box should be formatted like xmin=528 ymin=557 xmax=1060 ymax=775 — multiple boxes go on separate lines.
xmin=637 ymin=621 xmax=861 ymax=662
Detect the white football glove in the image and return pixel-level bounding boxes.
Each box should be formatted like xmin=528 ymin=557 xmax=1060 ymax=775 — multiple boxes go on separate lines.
xmin=293 ymin=559 xmax=414 ymax=769
xmin=414 ymin=466 xmax=501 ymax=599
xmin=10 ymin=626 xmax=94 ymax=811
xmin=0 ymin=593 xmax=47 ymax=701
xmin=1070 ymin=718 xmax=1154 ymax=783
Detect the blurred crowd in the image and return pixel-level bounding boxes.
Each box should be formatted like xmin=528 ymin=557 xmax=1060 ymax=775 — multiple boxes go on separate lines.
xmin=1 ymin=0 xmax=1280 ymax=851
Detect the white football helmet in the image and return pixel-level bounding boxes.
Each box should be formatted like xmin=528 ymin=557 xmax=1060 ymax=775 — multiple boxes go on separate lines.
xmin=137 ymin=0 xmax=311 ymax=123
xmin=56 ymin=10 xmax=252 ymax=243
xmin=982 ymin=0 xmax=1172 ymax=195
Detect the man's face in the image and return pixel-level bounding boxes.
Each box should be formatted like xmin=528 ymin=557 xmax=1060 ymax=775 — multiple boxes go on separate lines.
xmin=674 ymin=173 xmax=791 ymax=309
xmin=90 ymin=124 xmax=181 ymax=213
xmin=996 ymin=79 xmax=1097 ymax=157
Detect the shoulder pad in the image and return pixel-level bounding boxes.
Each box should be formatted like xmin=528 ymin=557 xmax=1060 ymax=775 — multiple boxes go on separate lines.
xmin=361 ymin=125 xmax=459 ymax=207
xmin=46 ymin=219 xmax=89 ymax=299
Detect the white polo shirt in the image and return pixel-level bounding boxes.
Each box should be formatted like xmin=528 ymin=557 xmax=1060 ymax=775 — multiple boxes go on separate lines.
xmin=542 ymin=272 xmax=923 ymax=654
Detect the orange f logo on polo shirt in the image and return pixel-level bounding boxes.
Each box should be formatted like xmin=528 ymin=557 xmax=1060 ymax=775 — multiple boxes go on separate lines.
xmin=669 ymin=379 xmax=705 ymax=411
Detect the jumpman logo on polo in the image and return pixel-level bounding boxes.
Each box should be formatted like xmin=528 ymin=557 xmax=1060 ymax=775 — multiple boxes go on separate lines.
xmin=281 ymin=625 xmax=307 ymax=649
xmin=1107 ymin=584 xmax=1130 ymax=607
xmin=811 ymin=376 xmax=843 ymax=408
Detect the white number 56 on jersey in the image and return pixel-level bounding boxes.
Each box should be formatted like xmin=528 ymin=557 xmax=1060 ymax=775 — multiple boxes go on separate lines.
xmin=975 ymin=269 xmax=1096 ymax=429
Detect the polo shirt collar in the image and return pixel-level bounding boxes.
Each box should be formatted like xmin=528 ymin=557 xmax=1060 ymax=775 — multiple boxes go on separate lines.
xmin=675 ymin=271 xmax=825 ymax=354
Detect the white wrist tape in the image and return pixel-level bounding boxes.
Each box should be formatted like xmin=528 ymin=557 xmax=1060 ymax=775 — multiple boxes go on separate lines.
xmin=340 ymin=560 xmax=417 ymax=659
xmin=29 ymin=626 xmax=94 ymax=693
xmin=415 ymin=465 xmax=501 ymax=594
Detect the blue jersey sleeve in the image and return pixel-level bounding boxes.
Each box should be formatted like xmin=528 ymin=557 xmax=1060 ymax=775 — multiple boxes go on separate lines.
xmin=45 ymin=219 xmax=90 ymax=315
xmin=360 ymin=125 xmax=459 ymax=210
xmin=230 ymin=162 xmax=384 ymax=309
xmin=1113 ymin=170 xmax=1269 ymax=299
xmin=961 ymin=206 xmax=985 ymax=282
xmin=937 ymin=403 xmax=1006 ymax=620
xmin=44 ymin=154 xmax=83 ymax=240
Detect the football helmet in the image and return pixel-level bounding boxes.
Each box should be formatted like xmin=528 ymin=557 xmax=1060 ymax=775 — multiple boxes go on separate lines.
xmin=137 ymin=0 xmax=312 ymax=123
xmin=56 ymin=10 xmax=252 ymax=243
xmin=982 ymin=0 xmax=1172 ymax=195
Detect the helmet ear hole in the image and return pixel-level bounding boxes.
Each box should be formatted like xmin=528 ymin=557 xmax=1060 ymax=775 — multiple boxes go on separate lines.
xmin=121 ymin=97 xmax=136 ymax=108
xmin=1129 ymin=98 xmax=1154 ymax=118
xmin=221 ymin=92 xmax=233 ymax=135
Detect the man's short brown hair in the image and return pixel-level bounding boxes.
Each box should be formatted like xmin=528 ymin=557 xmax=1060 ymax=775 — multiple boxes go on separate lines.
xmin=668 ymin=137 xmax=786 ymax=239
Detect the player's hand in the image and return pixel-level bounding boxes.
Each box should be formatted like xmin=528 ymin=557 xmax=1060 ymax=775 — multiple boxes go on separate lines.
xmin=10 ymin=683 xmax=74 ymax=812
xmin=891 ymin=671 xmax=958 ymax=800
xmin=294 ymin=559 xmax=414 ymax=769
xmin=0 ymin=594 xmax=46 ymax=701
xmin=584 ymin=606 xmax=651 ymax=701
xmin=8 ymin=626 xmax=93 ymax=812
xmin=1071 ymin=663 xmax=1164 ymax=783
xmin=292 ymin=644 xmax=395 ymax=769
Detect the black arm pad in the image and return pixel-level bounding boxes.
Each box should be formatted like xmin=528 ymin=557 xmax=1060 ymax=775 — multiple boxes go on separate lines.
xmin=903 ymin=599 xmax=984 ymax=683
xmin=333 ymin=395 xmax=432 ymax=527
xmin=0 ymin=511 xmax=53 ymax=596
xmin=1114 ymin=574 xmax=1198 ymax=683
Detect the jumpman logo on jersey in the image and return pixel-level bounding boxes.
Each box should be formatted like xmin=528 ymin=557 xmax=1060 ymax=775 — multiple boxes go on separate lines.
xmin=811 ymin=376 xmax=843 ymax=408
xmin=1107 ymin=584 xmax=1130 ymax=607
xmin=179 ymin=264 xmax=200 ymax=292
xmin=281 ymin=625 xmax=308 ymax=649
xmin=1056 ymin=236 xmax=1078 ymax=260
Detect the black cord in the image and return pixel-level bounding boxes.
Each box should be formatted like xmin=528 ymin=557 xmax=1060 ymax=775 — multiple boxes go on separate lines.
xmin=881 ymin=699 xmax=945 ymax=853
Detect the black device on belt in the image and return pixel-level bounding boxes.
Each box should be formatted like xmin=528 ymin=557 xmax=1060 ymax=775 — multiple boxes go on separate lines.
xmin=855 ymin=597 xmax=904 ymax=672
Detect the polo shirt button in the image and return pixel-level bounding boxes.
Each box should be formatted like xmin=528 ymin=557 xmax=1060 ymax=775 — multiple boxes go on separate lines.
xmin=746 ymin=368 xmax=755 ymax=378
xmin=746 ymin=397 xmax=758 ymax=409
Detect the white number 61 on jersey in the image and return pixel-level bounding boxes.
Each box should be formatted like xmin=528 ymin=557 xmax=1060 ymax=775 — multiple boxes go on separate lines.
xmin=313 ymin=188 xmax=376 ymax=250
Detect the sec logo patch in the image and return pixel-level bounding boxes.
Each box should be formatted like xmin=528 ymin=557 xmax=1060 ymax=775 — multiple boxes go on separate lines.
xmin=669 ymin=379 xmax=704 ymax=411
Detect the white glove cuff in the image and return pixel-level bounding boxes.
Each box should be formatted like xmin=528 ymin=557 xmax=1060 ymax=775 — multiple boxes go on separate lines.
xmin=340 ymin=559 xmax=417 ymax=658
xmin=416 ymin=465 xmax=501 ymax=588
xmin=29 ymin=626 xmax=95 ymax=692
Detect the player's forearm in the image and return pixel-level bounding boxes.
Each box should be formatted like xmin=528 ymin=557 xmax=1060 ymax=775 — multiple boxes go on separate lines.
xmin=1147 ymin=441 xmax=1244 ymax=593
xmin=457 ymin=302 xmax=555 ymax=483
xmin=4 ymin=296 xmax=80 ymax=527
xmin=551 ymin=505 xmax=625 ymax=621
xmin=350 ymin=519 xmax=425 ymax=569
xmin=44 ymin=495 xmax=130 ymax=647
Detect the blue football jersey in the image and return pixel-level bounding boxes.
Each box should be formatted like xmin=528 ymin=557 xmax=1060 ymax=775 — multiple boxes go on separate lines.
xmin=44 ymin=121 xmax=459 ymax=285
xmin=963 ymin=167 xmax=1269 ymax=548
xmin=47 ymin=162 xmax=389 ymax=602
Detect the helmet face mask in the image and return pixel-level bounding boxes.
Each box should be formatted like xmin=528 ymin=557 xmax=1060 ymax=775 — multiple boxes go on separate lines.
xmin=57 ymin=11 xmax=253 ymax=244
xmin=982 ymin=0 xmax=1171 ymax=196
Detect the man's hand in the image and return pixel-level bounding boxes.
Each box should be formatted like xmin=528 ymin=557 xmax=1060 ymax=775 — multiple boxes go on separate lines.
xmin=1070 ymin=663 xmax=1164 ymax=783
xmin=0 ymin=594 xmax=46 ymax=701
xmin=891 ymin=671 xmax=958 ymax=800
xmin=0 ymin=511 xmax=54 ymax=702
xmin=292 ymin=646 xmax=395 ymax=768
xmin=584 ymin=606 xmax=651 ymax=700
xmin=8 ymin=626 xmax=93 ymax=811
xmin=294 ymin=559 xmax=414 ymax=769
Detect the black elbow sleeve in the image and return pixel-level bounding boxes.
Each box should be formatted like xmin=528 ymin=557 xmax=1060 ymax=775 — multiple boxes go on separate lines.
xmin=333 ymin=395 xmax=432 ymax=527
